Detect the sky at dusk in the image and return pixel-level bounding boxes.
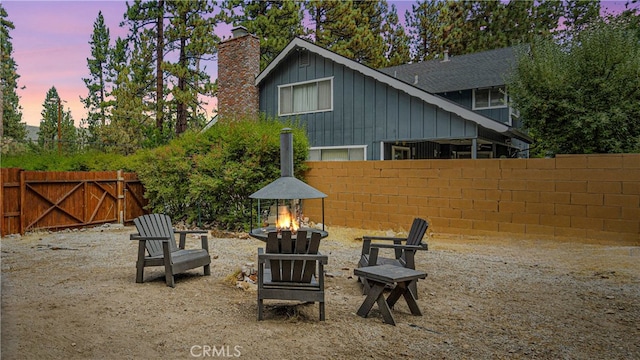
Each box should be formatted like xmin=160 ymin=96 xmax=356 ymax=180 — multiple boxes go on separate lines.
xmin=2 ymin=0 xmax=636 ymax=127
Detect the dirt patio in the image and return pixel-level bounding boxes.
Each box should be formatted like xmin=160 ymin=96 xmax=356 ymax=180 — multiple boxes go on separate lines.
xmin=1 ymin=224 xmax=639 ymax=359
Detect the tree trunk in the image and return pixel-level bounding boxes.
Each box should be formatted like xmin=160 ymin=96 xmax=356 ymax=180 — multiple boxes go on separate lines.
xmin=156 ymin=0 xmax=164 ymax=130
xmin=176 ymin=37 xmax=187 ymax=135
xmin=175 ymin=32 xmax=187 ymax=135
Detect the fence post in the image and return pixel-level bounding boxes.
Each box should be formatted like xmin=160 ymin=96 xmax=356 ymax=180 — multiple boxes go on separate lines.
xmin=19 ymin=170 xmax=25 ymax=235
xmin=117 ymin=170 xmax=124 ymax=224
xmin=0 ymin=169 xmax=4 ymax=236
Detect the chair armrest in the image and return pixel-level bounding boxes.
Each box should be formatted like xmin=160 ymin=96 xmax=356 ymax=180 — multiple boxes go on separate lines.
xmin=174 ymin=229 xmax=208 ymax=234
xmin=173 ymin=230 xmax=208 ymax=250
xmin=368 ymin=242 xmax=427 ymax=251
xmin=362 ymin=235 xmax=408 ymax=242
xmin=366 ymin=243 xmax=427 ymax=265
xmin=362 ymin=236 xmax=408 ymax=257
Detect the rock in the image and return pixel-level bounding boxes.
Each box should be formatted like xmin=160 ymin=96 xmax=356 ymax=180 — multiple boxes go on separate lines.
xmin=236 ymin=281 xmax=250 ymax=290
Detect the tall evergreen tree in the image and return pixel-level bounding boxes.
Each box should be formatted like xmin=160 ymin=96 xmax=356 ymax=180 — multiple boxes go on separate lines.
xmin=38 ymin=87 xmax=77 ymax=152
xmin=103 ymin=36 xmax=156 ymax=154
xmin=406 ymin=0 xmax=566 ymax=61
xmin=383 ymin=4 xmax=411 ymax=66
xmin=227 ymin=0 xmax=304 ymax=71
xmin=306 ymin=0 xmax=388 ymax=67
xmin=121 ymin=0 xmax=220 ymax=137
xmin=405 ymin=0 xmax=458 ymax=61
xmin=164 ymin=0 xmax=218 ymax=134
xmin=123 ymin=0 xmax=167 ymax=131
xmin=0 ymin=4 xmax=26 ymax=142
xmin=80 ymin=11 xmax=111 ymax=146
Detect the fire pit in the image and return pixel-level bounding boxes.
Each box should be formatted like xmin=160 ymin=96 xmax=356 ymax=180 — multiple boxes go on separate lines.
xmin=249 ymin=128 xmax=328 ymax=241
xmin=249 ymin=227 xmax=328 ymax=241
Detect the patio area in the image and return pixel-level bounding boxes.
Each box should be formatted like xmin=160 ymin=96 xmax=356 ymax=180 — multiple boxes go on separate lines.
xmin=1 ymin=225 xmax=639 ymax=359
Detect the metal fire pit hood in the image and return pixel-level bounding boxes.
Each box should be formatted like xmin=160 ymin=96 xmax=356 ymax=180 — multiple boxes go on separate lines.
xmin=249 ymin=128 xmax=327 ymax=200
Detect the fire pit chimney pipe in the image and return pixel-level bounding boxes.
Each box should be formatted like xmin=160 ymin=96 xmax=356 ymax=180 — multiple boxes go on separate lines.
xmin=281 ymin=128 xmax=294 ymax=178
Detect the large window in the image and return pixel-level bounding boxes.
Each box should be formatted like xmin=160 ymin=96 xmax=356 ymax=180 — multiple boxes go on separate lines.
xmin=279 ymin=78 xmax=333 ymax=116
xmin=473 ymin=87 xmax=507 ymax=109
xmin=308 ymin=146 xmax=366 ymax=161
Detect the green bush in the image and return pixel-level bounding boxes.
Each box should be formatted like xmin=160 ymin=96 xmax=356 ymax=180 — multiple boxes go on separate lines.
xmin=132 ymin=117 xmax=309 ymax=230
xmin=0 ymin=149 xmax=136 ymax=171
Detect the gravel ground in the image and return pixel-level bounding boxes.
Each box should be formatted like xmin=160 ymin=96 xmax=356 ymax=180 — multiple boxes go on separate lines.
xmin=1 ymin=224 xmax=639 ymax=359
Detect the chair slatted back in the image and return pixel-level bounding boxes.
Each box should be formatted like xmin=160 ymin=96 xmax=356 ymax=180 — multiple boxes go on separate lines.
xmin=266 ymin=230 xmax=321 ymax=283
xmin=406 ymin=218 xmax=428 ymax=246
xmin=134 ymin=214 xmax=177 ymax=257
xmin=399 ymin=218 xmax=428 ymax=263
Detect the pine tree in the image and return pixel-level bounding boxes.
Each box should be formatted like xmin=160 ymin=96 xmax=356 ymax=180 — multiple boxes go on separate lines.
xmin=164 ymin=0 xmax=218 ymax=134
xmin=383 ymin=3 xmax=411 ymax=66
xmin=81 ymin=11 xmax=111 ymax=147
xmin=405 ymin=0 xmax=454 ymax=61
xmin=306 ymin=0 xmax=387 ymax=67
xmin=406 ymin=0 xmax=567 ymax=60
xmin=102 ymin=36 xmax=155 ymax=154
xmin=0 ymin=4 xmax=26 ymax=142
xmin=122 ymin=0 xmax=220 ymax=137
xmin=38 ymin=87 xmax=77 ymax=153
xmin=229 ymin=0 xmax=305 ymax=71
xmin=123 ymin=0 xmax=166 ymax=131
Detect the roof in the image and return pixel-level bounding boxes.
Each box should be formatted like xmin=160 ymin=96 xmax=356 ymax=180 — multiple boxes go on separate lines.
xmin=379 ymin=46 xmax=525 ymax=93
xmin=256 ymin=38 xmax=531 ymax=142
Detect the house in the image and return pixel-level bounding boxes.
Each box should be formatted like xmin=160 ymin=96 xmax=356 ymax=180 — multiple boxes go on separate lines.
xmin=217 ymin=27 xmax=531 ymax=160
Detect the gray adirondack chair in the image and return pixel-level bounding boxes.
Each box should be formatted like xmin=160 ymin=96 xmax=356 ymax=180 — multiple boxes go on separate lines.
xmin=358 ymin=218 xmax=428 ymax=297
xmin=130 ymin=214 xmax=211 ymax=287
xmin=257 ymin=230 xmax=328 ymax=321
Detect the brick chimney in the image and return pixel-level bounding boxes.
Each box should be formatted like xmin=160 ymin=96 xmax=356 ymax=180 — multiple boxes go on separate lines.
xmin=217 ymin=26 xmax=260 ymax=121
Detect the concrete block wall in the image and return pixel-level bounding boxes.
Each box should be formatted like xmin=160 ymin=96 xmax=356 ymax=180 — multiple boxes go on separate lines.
xmin=303 ymin=154 xmax=640 ymax=245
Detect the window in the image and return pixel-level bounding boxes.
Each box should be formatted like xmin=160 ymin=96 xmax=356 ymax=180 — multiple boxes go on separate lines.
xmin=392 ymin=146 xmax=411 ymax=160
xmin=473 ymin=87 xmax=507 ymax=109
xmin=308 ymin=146 xmax=366 ymax=161
xmin=278 ymin=78 xmax=333 ymax=116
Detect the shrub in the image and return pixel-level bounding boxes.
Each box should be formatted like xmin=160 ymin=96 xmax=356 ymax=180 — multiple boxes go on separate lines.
xmin=0 ymin=149 xmax=135 ymax=171
xmin=132 ymin=117 xmax=309 ymax=230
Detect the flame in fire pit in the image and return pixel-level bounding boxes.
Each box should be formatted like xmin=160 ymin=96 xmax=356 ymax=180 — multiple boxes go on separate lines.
xmin=276 ymin=206 xmax=299 ymax=232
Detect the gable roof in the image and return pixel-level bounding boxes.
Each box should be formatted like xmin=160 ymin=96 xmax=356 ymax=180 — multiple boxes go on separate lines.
xmin=256 ymin=38 xmax=531 ymax=142
xmin=379 ymin=46 xmax=525 ymax=94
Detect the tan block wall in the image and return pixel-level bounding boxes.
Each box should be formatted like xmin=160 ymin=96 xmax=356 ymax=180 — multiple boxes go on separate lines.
xmin=303 ymin=154 xmax=640 ymax=245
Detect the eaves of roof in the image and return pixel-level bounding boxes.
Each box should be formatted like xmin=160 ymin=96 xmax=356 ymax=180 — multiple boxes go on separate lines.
xmin=256 ymin=38 xmax=523 ymax=138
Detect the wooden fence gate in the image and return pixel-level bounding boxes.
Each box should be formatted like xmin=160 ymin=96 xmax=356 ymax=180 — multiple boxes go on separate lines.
xmin=1 ymin=169 xmax=147 ymax=236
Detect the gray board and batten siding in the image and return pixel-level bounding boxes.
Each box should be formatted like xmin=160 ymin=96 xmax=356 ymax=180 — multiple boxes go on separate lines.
xmin=258 ymin=46 xmax=483 ymax=161
xmin=380 ymin=45 xmax=525 ymax=126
